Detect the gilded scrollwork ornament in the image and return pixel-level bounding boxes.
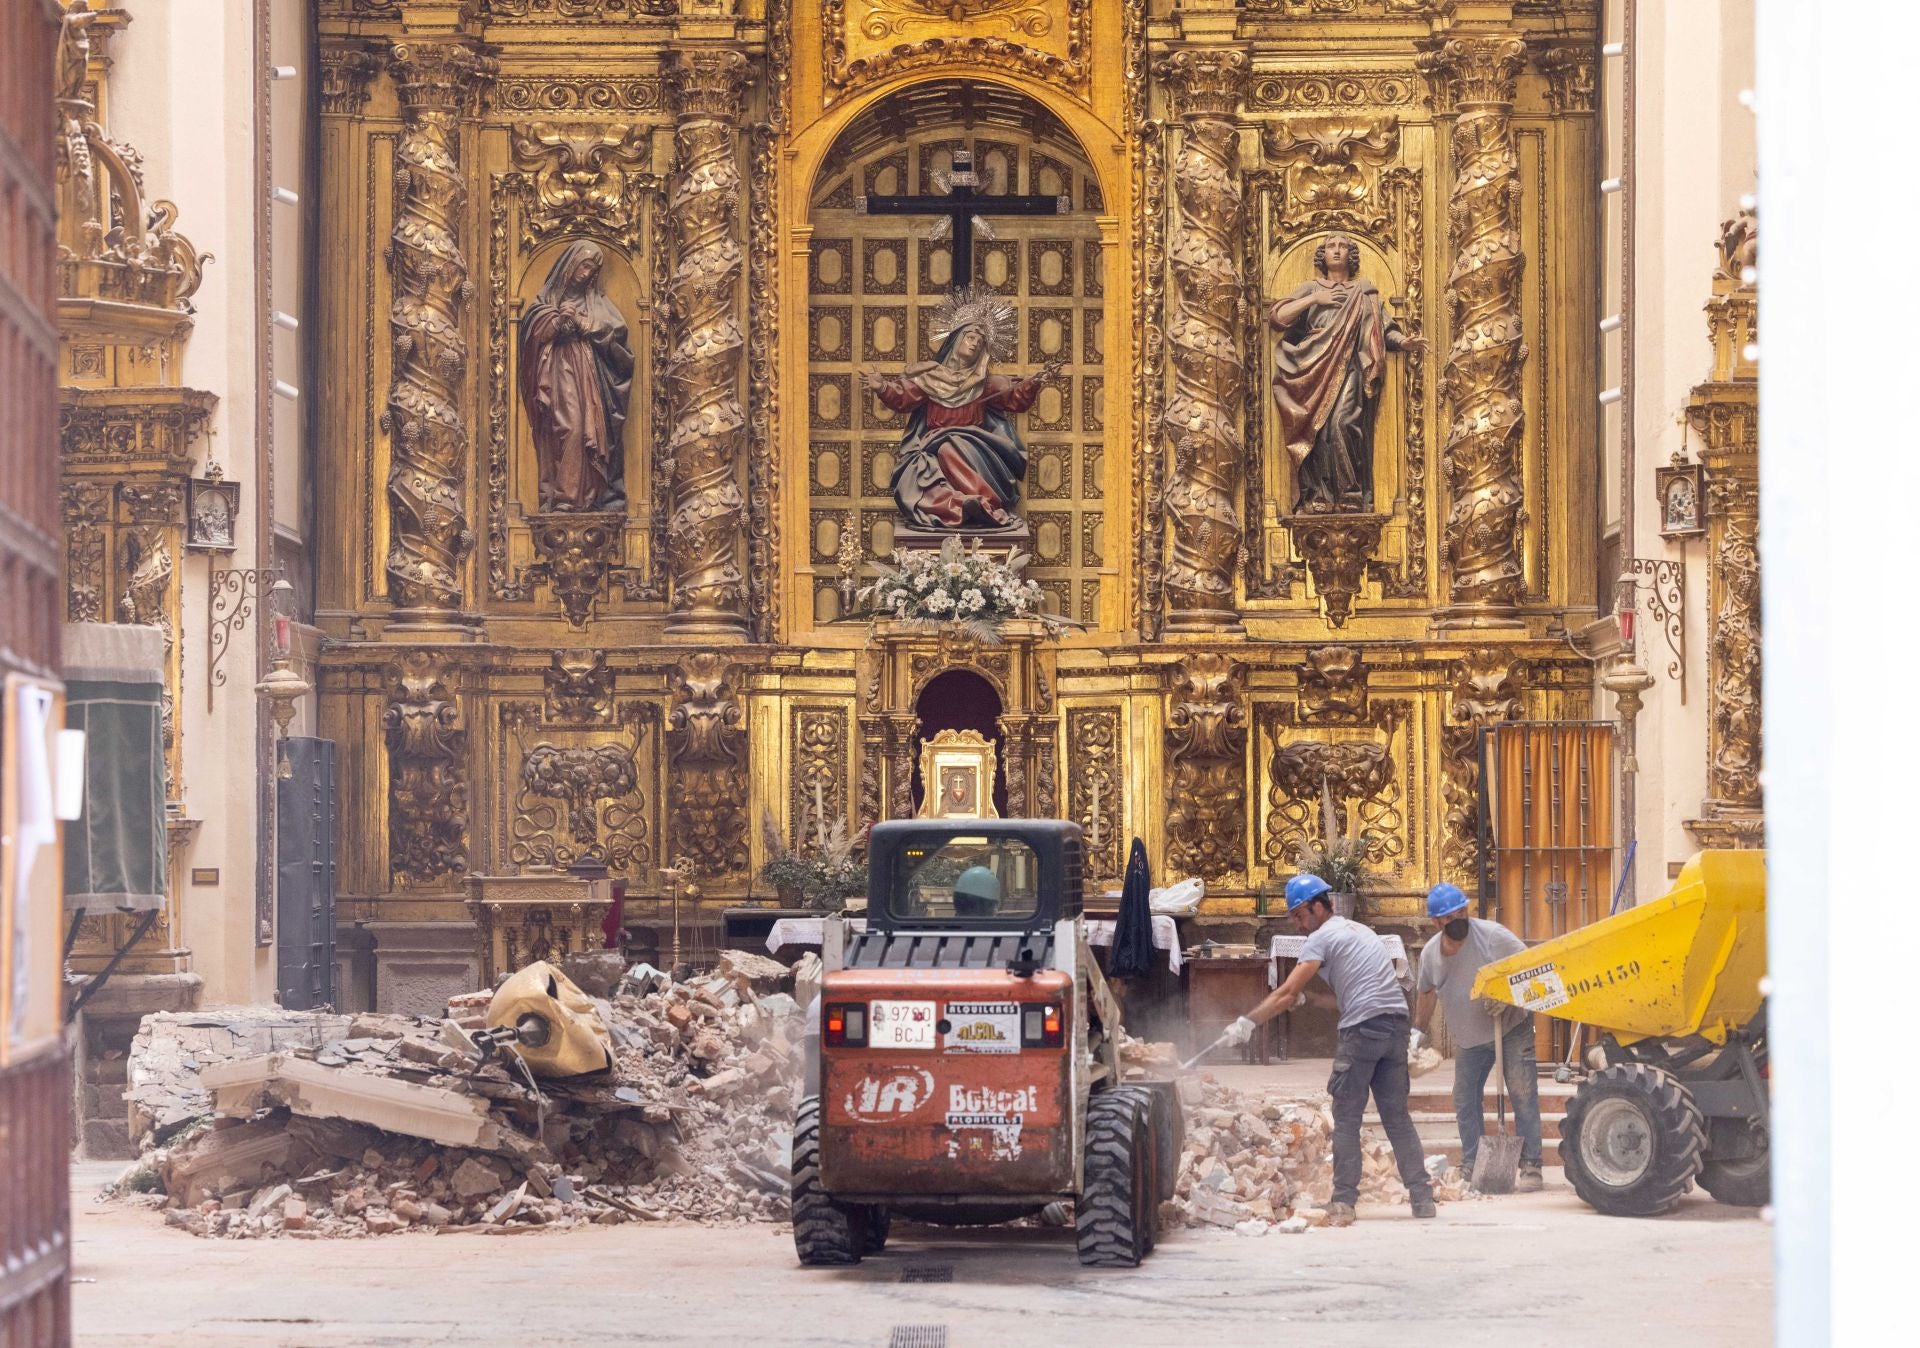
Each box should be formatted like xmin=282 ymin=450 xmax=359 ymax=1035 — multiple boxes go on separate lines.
xmin=545 ymin=649 xmax=614 ymax=724
xmin=529 ymin=515 xmax=622 ymax=627
xmin=1439 ymin=645 xmax=1525 ymax=879
xmin=1157 ymin=47 xmax=1251 ymax=633
xmin=1067 ymin=705 xmax=1123 ymax=881
xmin=1259 ymin=117 xmax=1399 ymax=243
xmin=1265 ymin=736 xmax=1402 ymax=870
xmin=1290 ymin=513 xmax=1384 ymax=628
xmin=667 ymin=653 xmax=750 ymax=879
xmin=663 ymin=49 xmax=751 ymax=634
xmin=509 ymin=121 xmax=652 ymax=248
xmin=384 ymin=652 xmax=469 ymax=887
xmin=1165 ymin=654 xmax=1248 ymax=882
xmin=522 ymin=741 xmax=640 ymax=860
xmin=1298 ymin=645 xmax=1367 ymax=725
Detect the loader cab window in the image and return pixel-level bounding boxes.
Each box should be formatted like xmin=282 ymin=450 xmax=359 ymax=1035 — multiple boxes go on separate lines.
xmin=892 ymin=838 xmax=1041 ymax=924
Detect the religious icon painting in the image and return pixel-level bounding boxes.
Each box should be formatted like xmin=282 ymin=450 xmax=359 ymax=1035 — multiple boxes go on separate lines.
xmin=185 ymin=472 xmax=240 ymax=553
xmin=918 ymin=728 xmax=999 ymax=820
xmin=1655 ymin=461 xmax=1706 ymax=539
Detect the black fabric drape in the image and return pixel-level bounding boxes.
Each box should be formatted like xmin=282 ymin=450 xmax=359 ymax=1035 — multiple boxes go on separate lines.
xmin=1109 ymin=836 xmax=1155 ymax=979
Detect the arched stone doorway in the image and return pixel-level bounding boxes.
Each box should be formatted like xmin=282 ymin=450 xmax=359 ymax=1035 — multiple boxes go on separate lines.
xmin=912 ymin=668 xmax=1008 ymax=817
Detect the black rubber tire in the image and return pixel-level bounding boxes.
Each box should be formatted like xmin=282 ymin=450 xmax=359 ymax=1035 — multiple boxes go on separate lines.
xmin=1560 ymin=1063 xmax=1705 ymax=1217
xmin=791 ymin=1096 xmax=862 ymax=1265
xmin=1076 ymin=1089 xmax=1153 ymax=1267
xmin=860 ymin=1204 xmax=892 ymax=1253
xmin=1698 ymin=1149 xmax=1771 ymax=1208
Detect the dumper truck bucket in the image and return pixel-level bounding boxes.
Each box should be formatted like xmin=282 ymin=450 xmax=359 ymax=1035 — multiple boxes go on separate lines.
xmin=1470 ymin=850 xmax=1766 ymax=1046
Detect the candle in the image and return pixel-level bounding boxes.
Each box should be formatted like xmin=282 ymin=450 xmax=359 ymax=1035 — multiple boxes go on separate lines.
xmin=274 ymin=614 xmax=290 ymax=657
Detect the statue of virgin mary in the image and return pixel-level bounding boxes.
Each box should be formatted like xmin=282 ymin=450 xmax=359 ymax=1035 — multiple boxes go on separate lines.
xmin=862 ymin=288 xmax=1059 ymax=531
xmin=518 ymin=241 xmax=634 ymax=513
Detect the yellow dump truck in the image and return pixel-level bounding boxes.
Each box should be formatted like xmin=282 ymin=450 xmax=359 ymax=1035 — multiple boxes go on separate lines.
xmin=1473 ymin=850 xmax=1768 ymax=1216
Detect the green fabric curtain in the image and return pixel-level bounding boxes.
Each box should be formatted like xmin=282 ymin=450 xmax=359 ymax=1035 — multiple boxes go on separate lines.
xmin=62 ymin=624 xmax=166 ymax=914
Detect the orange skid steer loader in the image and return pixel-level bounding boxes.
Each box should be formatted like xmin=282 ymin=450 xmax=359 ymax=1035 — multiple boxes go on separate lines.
xmin=792 ymin=820 xmax=1181 ymax=1267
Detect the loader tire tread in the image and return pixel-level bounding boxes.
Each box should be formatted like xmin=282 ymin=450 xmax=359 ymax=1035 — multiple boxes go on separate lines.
xmin=1561 ymin=1063 xmax=1704 ymax=1218
xmin=791 ymin=1096 xmax=863 ymax=1266
xmin=1076 ymin=1089 xmax=1153 ymax=1267
xmin=1698 ymin=1150 xmax=1771 ymax=1208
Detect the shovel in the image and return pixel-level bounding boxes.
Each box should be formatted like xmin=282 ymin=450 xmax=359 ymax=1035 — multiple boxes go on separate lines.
xmin=1471 ymin=1012 xmax=1523 ymax=1194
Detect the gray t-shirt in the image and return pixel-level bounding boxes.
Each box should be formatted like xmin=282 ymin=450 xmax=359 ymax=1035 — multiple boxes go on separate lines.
xmin=1416 ymin=917 xmax=1527 ymax=1049
xmin=1299 ymin=916 xmax=1409 ymax=1030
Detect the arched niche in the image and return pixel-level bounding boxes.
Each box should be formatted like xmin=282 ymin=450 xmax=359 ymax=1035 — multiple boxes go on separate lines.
xmin=913 ymin=668 xmax=1008 ymax=818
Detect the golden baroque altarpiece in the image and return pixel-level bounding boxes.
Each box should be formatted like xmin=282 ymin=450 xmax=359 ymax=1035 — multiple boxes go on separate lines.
xmin=300 ymin=0 xmax=1611 ymax=982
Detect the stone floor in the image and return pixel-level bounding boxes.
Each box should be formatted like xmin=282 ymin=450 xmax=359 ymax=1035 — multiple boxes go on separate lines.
xmin=70 ymin=1158 xmax=1772 ymax=1348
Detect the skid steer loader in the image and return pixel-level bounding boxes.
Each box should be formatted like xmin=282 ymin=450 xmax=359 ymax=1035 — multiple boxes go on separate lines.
xmin=791 ymin=819 xmax=1181 ymax=1267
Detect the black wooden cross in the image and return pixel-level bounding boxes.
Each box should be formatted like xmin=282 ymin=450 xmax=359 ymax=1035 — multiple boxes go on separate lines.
xmin=860 ymin=148 xmax=1066 ymax=294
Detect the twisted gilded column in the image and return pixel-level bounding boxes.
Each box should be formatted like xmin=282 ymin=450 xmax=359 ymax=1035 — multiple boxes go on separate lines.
xmin=381 ymin=40 xmax=493 ymax=622
xmin=1423 ymin=35 xmax=1529 ymax=625
xmin=664 ymin=50 xmax=751 ymax=637
xmin=1156 ymin=47 xmax=1249 ymax=634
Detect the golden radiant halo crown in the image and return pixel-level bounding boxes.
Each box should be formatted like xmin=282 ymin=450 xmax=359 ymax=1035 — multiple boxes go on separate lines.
xmin=929 ymin=285 xmax=1016 ymax=361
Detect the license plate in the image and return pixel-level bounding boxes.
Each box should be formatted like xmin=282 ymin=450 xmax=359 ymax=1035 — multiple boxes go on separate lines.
xmin=869 ymin=1000 xmax=938 ymax=1050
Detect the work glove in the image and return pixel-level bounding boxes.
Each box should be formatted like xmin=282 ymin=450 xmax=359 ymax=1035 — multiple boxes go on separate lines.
xmin=1409 ymin=1028 xmax=1427 ymax=1055
xmin=1222 ymin=1016 xmax=1256 ymax=1047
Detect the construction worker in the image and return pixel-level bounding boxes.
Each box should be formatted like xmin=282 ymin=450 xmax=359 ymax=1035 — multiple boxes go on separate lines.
xmin=1410 ymin=882 xmax=1544 ymax=1192
xmin=951 ymin=865 xmax=1000 ymax=918
xmin=1223 ymin=874 xmax=1434 ymax=1226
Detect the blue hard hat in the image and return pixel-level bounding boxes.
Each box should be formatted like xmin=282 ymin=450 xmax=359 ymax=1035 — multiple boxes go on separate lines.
xmin=954 ymin=866 xmax=1000 ymax=903
xmin=1425 ymin=882 xmax=1469 ymax=919
xmin=1284 ymin=874 xmax=1331 ymax=911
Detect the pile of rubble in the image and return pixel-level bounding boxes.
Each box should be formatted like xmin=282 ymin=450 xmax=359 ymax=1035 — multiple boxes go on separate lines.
xmin=116 ymin=951 xmax=816 ymax=1239
xmin=1161 ymin=1072 xmax=1477 ymax=1237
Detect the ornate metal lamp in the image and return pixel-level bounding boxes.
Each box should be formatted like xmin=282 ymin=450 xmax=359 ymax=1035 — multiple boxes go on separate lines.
xmin=255 ymin=575 xmax=310 ymax=749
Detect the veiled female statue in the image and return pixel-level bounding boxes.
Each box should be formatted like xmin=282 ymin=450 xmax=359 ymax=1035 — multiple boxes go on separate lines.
xmin=1268 ymin=233 xmax=1424 ymax=513
xmin=862 ymin=289 xmax=1060 ymax=530
xmin=518 ymin=241 xmax=633 ymax=513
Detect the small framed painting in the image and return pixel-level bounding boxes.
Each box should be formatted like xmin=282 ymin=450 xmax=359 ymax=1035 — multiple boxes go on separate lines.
xmin=186 ymin=473 xmax=241 ymax=553
xmin=1654 ymin=462 xmax=1706 ymax=539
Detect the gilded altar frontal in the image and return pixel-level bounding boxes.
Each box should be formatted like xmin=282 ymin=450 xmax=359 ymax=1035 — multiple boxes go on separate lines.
xmin=308 ymin=0 xmax=1604 ymax=1001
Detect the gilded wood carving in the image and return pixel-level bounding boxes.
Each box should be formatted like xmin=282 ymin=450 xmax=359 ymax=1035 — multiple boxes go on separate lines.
xmin=1422 ymin=35 xmax=1528 ymax=619
xmin=667 ymin=653 xmax=750 ymax=879
xmin=385 ymin=652 xmax=469 ymax=886
xmin=664 ymin=50 xmax=751 ymax=634
xmin=382 ymin=41 xmax=495 ymax=618
xmin=1158 ymin=47 xmax=1250 ymax=633
xmin=1165 ymin=654 xmax=1248 ymax=882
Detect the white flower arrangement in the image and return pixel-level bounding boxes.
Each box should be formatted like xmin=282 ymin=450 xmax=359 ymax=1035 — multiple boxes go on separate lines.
xmin=857 ymin=535 xmax=1074 ymax=642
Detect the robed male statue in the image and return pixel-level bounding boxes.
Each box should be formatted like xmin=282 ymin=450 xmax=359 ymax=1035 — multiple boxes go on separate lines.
xmin=519 ymin=241 xmax=633 ymax=513
xmin=861 ymin=288 xmax=1060 ymax=531
xmin=1268 ymin=233 xmax=1424 ymax=513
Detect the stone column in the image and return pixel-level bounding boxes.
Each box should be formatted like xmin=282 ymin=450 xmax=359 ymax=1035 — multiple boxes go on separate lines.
xmin=381 ymin=40 xmax=494 ymax=625
xmin=1422 ymin=35 xmax=1529 ymax=626
xmin=664 ymin=49 xmax=752 ymax=637
xmin=1155 ymin=46 xmax=1249 ymax=634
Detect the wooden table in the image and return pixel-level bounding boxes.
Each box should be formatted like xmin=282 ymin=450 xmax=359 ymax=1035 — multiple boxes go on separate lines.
xmin=1183 ymin=954 xmax=1278 ymax=1065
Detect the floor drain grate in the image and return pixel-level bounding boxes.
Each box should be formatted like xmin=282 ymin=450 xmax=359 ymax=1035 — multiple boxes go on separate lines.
xmin=900 ymin=1264 xmax=954 ymax=1284
xmin=888 ymin=1327 xmax=948 ymax=1348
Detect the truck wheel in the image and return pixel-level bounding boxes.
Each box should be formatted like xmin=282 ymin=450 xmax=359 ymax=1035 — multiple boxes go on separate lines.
xmin=1076 ymin=1089 xmax=1153 ymax=1267
xmin=1698 ymin=1150 xmax=1771 ymax=1207
xmin=791 ymin=1096 xmax=862 ymax=1266
xmin=860 ymin=1205 xmax=892 ymax=1253
xmin=1560 ymin=1063 xmax=1704 ymax=1217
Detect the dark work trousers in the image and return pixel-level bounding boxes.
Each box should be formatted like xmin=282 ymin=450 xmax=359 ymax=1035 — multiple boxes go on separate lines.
xmin=1328 ymin=1011 xmax=1431 ymax=1208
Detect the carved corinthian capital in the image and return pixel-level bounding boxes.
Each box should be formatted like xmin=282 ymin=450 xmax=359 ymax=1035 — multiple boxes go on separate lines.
xmin=317 ymin=44 xmax=377 ymax=118
xmin=663 ymin=49 xmax=751 ymax=635
xmin=1156 ymin=47 xmax=1250 ymax=633
xmin=1421 ymin=35 xmax=1529 ymax=622
xmin=381 ymin=40 xmax=495 ymax=621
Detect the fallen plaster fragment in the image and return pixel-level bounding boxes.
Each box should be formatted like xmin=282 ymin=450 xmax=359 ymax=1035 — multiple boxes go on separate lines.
xmin=197 ymin=1053 xmax=522 ymax=1154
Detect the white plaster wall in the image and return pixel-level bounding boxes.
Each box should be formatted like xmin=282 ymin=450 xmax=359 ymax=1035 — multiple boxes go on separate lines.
xmin=1600 ymin=0 xmax=1755 ymax=903
xmin=105 ymin=1 xmax=313 ymax=1005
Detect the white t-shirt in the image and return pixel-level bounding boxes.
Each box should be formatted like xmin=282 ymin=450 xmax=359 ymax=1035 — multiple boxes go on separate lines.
xmin=1299 ymin=916 xmax=1409 ymax=1030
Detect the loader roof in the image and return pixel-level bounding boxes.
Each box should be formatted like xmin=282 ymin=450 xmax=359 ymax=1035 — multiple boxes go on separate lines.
xmin=865 ymin=819 xmax=1084 ymax=934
